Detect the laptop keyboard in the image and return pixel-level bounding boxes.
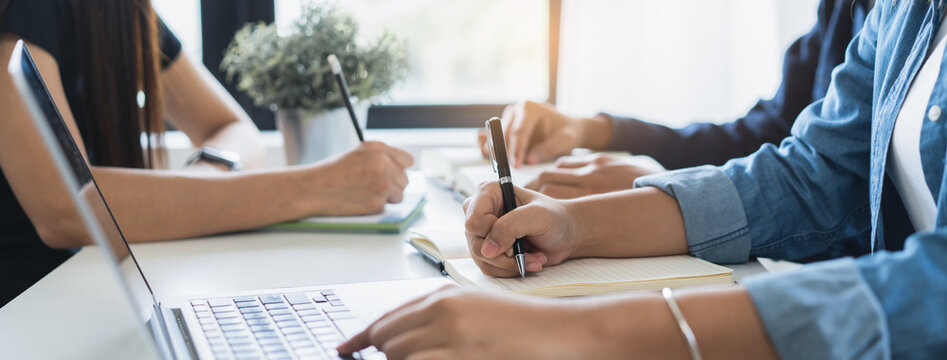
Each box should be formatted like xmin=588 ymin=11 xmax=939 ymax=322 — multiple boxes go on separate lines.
xmin=190 ymin=289 xmax=377 ymax=359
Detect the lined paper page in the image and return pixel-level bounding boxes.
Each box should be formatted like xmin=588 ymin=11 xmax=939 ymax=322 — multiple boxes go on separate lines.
xmin=408 ymin=229 xmax=470 ymax=260
xmin=447 ymin=255 xmax=732 ymax=296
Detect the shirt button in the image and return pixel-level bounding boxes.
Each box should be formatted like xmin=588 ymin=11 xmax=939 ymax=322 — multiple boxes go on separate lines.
xmin=929 ymin=105 xmax=942 ymax=122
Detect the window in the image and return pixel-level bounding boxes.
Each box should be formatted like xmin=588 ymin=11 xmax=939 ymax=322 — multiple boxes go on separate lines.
xmin=152 ymin=0 xmax=203 ymax=62
xmin=275 ymin=0 xmax=550 ymax=105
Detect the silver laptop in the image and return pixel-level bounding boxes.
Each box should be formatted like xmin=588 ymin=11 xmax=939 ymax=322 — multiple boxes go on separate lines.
xmin=7 ymin=40 xmax=450 ymax=360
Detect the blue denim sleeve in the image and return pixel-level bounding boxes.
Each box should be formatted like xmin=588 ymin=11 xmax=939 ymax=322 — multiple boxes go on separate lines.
xmin=744 ymin=232 xmax=947 ymax=359
xmin=634 ymin=167 xmax=751 ymax=264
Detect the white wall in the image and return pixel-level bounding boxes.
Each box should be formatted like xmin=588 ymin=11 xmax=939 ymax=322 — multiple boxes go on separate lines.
xmin=557 ymin=0 xmax=820 ymax=127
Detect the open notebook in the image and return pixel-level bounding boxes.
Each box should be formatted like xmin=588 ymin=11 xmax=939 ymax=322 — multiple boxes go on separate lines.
xmin=409 ymin=229 xmax=734 ymax=297
xmin=266 ymin=192 xmax=426 ymax=233
xmin=420 ymin=147 xmax=666 ymax=197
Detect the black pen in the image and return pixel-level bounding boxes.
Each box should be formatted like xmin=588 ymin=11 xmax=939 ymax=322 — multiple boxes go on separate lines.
xmin=485 ymin=117 xmax=527 ymax=278
xmin=327 ymin=54 xmax=365 ymax=142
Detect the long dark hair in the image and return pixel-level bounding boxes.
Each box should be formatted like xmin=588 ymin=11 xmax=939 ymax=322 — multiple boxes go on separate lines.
xmin=1 ymin=0 xmax=165 ymax=169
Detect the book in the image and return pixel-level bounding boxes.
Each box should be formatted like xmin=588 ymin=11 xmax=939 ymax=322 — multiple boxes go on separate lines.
xmin=408 ymin=229 xmax=734 ymax=297
xmin=266 ymin=192 xmax=426 ymax=233
xmin=420 ymin=147 xmax=665 ymax=197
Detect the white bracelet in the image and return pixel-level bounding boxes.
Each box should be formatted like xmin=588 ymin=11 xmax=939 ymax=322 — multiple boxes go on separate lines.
xmin=662 ymin=287 xmax=703 ymax=360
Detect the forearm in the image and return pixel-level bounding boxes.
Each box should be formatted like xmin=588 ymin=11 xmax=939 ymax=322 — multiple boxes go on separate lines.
xmin=567 ymin=186 xmax=688 ymax=258
xmin=192 ymin=119 xmax=265 ymax=170
xmin=574 ymin=286 xmax=777 ymax=359
xmin=92 ymin=166 xmax=318 ymax=242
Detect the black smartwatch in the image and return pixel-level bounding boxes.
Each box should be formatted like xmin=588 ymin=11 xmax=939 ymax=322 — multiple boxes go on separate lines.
xmin=185 ymin=146 xmax=242 ymax=171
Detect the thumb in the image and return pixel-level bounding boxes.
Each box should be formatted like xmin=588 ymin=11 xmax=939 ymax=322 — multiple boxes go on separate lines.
xmin=526 ymin=131 xmax=574 ymax=165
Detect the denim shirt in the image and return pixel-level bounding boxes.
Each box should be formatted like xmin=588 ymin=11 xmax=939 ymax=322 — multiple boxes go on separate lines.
xmin=635 ymin=1 xmax=947 ymax=358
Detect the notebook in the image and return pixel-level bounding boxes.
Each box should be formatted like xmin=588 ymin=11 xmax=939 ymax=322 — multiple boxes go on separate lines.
xmin=419 ymin=147 xmax=665 ymax=197
xmin=409 ymin=229 xmax=734 ymax=297
xmin=266 ymin=192 xmax=426 ymax=233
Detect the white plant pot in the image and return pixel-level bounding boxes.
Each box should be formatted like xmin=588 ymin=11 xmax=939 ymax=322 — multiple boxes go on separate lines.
xmin=276 ymin=105 xmax=368 ymax=165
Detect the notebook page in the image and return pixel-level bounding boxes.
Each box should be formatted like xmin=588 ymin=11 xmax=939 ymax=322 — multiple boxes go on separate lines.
xmin=295 ymin=193 xmax=424 ymax=224
xmin=447 ymin=255 xmax=731 ymax=293
xmin=408 ymin=229 xmax=471 ymax=260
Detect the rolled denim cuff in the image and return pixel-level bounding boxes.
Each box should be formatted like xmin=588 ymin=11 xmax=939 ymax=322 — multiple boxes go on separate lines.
xmin=634 ymin=166 xmax=751 ymax=263
xmin=743 ymin=258 xmax=889 ymax=359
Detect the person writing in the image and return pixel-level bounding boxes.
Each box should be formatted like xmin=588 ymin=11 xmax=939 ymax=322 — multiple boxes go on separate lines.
xmin=341 ymin=0 xmax=946 ymax=358
xmin=482 ymin=0 xmax=872 ymax=200
xmin=0 ymin=0 xmax=412 ymax=306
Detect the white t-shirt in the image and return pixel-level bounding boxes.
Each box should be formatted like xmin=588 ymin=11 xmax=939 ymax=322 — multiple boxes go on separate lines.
xmin=888 ymin=20 xmax=947 ymax=232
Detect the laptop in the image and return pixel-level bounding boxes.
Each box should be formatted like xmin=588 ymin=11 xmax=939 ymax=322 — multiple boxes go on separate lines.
xmin=7 ymin=39 xmax=451 ymax=360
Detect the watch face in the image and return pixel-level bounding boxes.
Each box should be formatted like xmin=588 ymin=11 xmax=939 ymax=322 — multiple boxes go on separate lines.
xmin=187 ymin=147 xmax=241 ymax=171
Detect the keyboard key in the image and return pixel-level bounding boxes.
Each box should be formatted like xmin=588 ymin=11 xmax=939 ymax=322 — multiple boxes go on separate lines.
xmin=255 ymin=331 xmax=280 ymax=340
xmin=293 ymin=303 xmax=317 ymax=311
xmin=329 ymin=300 xmax=345 ymax=307
xmin=217 ymin=318 xmax=243 ymax=326
xmin=257 ymin=336 xmax=282 ymax=344
xmin=243 ymin=312 xmax=266 ymax=320
xmin=312 ymin=295 xmax=328 ymax=303
xmin=259 ymin=295 xmax=284 ymax=304
xmin=195 ymin=311 xmax=212 ymax=319
xmin=265 ymin=349 xmax=291 ymax=358
xmin=277 ymin=320 xmax=301 ymax=328
xmin=246 ymin=318 xmax=270 ymax=326
xmin=272 ymin=314 xmax=295 ymax=322
xmin=262 ymin=343 xmax=287 ymax=352
xmin=310 ymin=327 xmax=337 ymax=337
xmin=328 ymin=312 xmax=356 ymax=321
xmin=212 ymin=306 xmax=236 ymax=314
xmin=285 ymin=333 xmax=310 ymax=342
xmin=323 ymin=307 xmax=349 ymax=313
xmin=201 ymin=323 xmax=216 ymax=331
xmin=290 ymin=339 xmax=315 ymax=348
xmin=236 ymin=302 xmax=259 ymax=309
xmin=239 ymin=307 xmax=263 ymax=314
xmin=316 ymin=335 xmax=341 ymax=344
xmin=285 ymin=292 xmax=312 ymax=305
xmin=192 ymin=304 xmax=209 ymax=312
xmin=190 ymin=299 xmax=208 ymax=306
xmin=332 ymin=319 xmax=365 ymax=337
xmin=233 ymin=296 xmax=257 ymax=303
xmin=231 ymin=344 xmax=258 ymax=353
xmin=268 ymin=308 xmax=292 ymax=316
xmin=301 ymin=314 xmax=326 ymax=323
xmin=250 ymin=324 xmax=274 ymax=332
xmin=320 ymin=290 xmax=335 ymax=296
xmin=220 ymin=324 xmax=247 ymax=332
xmin=215 ymin=312 xmax=240 ymax=320
xmin=325 ymin=295 xmax=340 ymax=301
xmin=307 ymin=321 xmax=331 ymax=329
xmin=208 ymin=298 xmax=233 ymax=307
xmin=265 ymin=303 xmax=289 ymax=311
xmin=281 ymin=326 xmax=306 ymax=335
xmin=198 ymin=317 xmax=215 ymax=325
xmin=296 ymin=309 xmax=321 ymax=317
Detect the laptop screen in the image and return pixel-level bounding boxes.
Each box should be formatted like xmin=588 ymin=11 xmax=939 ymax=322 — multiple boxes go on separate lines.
xmin=9 ymin=41 xmax=159 ymax=321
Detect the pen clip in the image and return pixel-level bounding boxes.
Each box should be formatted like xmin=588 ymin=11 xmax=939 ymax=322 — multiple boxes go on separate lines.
xmin=486 ymin=121 xmax=498 ymax=173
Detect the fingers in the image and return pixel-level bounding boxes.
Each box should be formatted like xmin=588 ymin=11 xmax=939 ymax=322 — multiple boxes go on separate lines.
xmin=378 ymin=326 xmax=445 ymax=360
xmin=507 ymin=102 xmax=539 ymax=169
xmin=554 ymin=155 xmax=592 ymax=169
xmin=463 ymin=182 xmax=505 ymax=238
xmin=539 ymin=183 xmax=588 ymax=199
xmin=535 ymin=168 xmax=584 ymax=186
xmin=338 ymin=287 xmax=447 ymax=355
xmin=525 ymin=130 xmax=574 ymax=165
xmin=385 ymin=143 xmax=415 ymax=169
xmin=481 ymin=203 xmax=549 ymax=258
xmin=477 ymin=129 xmax=489 ymax=159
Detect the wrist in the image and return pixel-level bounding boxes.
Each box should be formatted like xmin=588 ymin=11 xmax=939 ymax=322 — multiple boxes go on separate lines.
xmin=579 ymin=114 xmax=613 ymax=150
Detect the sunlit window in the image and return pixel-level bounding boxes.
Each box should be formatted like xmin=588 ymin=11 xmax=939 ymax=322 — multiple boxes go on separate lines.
xmin=152 ymin=0 xmax=203 ymax=62
xmin=275 ymin=0 xmax=550 ymax=105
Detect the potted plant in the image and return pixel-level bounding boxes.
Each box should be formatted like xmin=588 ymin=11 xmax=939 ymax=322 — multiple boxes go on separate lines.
xmin=221 ymin=3 xmax=408 ymax=165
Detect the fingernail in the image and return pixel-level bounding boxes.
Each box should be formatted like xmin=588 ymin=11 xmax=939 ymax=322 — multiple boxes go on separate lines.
xmin=537 ymin=253 xmax=548 ymax=264
xmin=527 ymin=262 xmax=541 ymax=272
xmin=482 ymin=240 xmax=500 ymax=257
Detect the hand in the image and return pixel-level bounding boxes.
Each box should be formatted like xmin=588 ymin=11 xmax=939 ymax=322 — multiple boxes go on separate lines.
xmin=305 ymin=141 xmax=414 ymax=215
xmin=526 ymin=153 xmax=659 ymax=199
xmin=337 ymin=286 xmax=598 ymax=360
xmin=477 ymin=101 xmax=612 ymax=168
xmin=462 ymin=181 xmax=579 ymax=277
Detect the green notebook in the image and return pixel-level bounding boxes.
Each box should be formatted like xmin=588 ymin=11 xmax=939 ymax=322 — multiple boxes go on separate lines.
xmin=267 ymin=193 xmax=426 ymax=233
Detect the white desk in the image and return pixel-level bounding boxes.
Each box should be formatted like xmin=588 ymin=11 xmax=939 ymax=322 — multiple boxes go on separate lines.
xmin=0 ymin=134 xmax=767 ymax=359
